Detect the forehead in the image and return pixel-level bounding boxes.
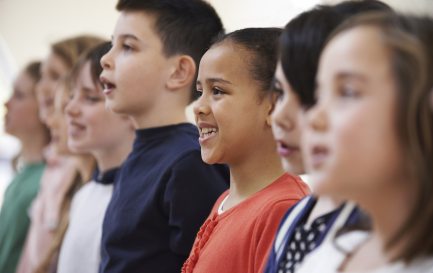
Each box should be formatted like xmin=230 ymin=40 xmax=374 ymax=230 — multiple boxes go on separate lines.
xmin=319 ymin=26 xmax=391 ymax=81
xmin=14 ymin=71 xmax=36 ymax=93
xmin=114 ymin=11 xmax=159 ymax=40
xmin=199 ymin=43 xmax=251 ymax=79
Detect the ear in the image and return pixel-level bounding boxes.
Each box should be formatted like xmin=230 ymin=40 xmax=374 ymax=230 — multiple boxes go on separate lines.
xmin=166 ymin=55 xmax=196 ymax=91
xmin=265 ymin=93 xmax=278 ymax=127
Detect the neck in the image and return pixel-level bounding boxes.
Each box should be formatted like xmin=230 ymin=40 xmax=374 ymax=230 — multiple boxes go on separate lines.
xmin=131 ymin=95 xmax=189 ymax=129
xmin=72 ymin=154 xmax=95 ymax=182
xmin=19 ymin=133 xmax=47 ymax=164
xmin=356 ymin=177 xmax=415 ymax=260
xmin=94 ymin=137 xmax=133 ymax=173
xmin=225 ymin=136 xmax=284 ymax=210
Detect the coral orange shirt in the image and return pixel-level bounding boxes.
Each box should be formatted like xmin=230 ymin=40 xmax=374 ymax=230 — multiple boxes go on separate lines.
xmin=182 ymin=173 xmax=310 ymax=273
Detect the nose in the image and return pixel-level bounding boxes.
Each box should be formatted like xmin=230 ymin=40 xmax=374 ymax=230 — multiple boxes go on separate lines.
xmin=272 ymin=98 xmax=295 ymax=132
xmin=193 ymin=93 xmax=211 ymax=118
xmin=306 ymin=102 xmax=327 ymax=132
xmin=4 ymin=97 xmax=11 ymax=109
xmin=100 ymin=47 xmax=113 ymax=70
xmin=65 ymin=93 xmax=80 ymax=117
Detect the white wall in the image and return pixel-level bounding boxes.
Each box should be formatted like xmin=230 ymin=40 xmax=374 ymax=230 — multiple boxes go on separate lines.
xmin=1 ymin=0 xmax=432 ymax=200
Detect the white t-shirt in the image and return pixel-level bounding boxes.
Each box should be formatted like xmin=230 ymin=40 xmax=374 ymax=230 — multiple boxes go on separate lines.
xmin=295 ymin=231 xmax=433 ymax=273
xmin=57 ymin=180 xmax=113 ymax=273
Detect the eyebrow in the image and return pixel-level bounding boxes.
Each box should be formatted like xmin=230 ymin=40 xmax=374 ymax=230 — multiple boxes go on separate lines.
xmin=335 ymin=72 xmax=367 ymax=82
xmin=197 ymin=78 xmax=233 ymax=86
xmin=112 ymin=34 xmax=139 ymax=42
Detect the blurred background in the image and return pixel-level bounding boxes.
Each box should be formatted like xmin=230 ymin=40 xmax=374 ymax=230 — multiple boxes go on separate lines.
xmin=1 ymin=0 xmax=432 ymax=203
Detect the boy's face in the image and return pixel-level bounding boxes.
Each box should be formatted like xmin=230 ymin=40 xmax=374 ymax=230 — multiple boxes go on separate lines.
xmin=100 ymin=11 xmax=173 ymax=121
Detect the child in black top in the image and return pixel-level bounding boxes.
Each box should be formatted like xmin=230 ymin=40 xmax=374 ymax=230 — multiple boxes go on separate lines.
xmin=99 ymin=0 xmax=228 ymax=272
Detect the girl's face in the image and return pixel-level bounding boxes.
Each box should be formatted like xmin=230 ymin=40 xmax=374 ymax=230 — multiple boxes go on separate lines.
xmin=271 ymin=62 xmax=304 ymax=175
xmin=304 ymin=26 xmax=406 ymax=199
xmin=4 ymin=71 xmax=42 ymax=139
xmin=46 ymin=81 xmax=71 ymax=155
xmin=194 ymin=42 xmax=274 ymax=165
xmin=37 ymin=52 xmax=69 ymax=123
xmin=66 ymin=61 xmax=133 ymax=155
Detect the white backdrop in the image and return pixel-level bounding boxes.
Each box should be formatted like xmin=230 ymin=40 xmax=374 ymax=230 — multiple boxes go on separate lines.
xmin=1 ymin=0 xmax=432 ymax=203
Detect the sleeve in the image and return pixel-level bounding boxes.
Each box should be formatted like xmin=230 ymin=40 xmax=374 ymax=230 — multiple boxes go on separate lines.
xmin=252 ymin=199 xmax=300 ymax=273
xmin=162 ymin=150 xmax=229 ymax=256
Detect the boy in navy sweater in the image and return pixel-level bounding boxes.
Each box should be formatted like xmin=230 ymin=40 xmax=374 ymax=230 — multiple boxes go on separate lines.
xmin=99 ymin=1 xmax=228 ymax=272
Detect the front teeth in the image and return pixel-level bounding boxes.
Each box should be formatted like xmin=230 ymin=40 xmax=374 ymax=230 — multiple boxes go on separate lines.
xmin=200 ymin=127 xmax=218 ymax=138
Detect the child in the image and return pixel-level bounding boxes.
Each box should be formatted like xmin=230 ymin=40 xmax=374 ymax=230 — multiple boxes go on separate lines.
xmin=297 ymin=12 xmax=433 ymax=272
xmin=56 ymin=42 xmax=134 ymax=273
xmin=0 ymin=61 xmax=49 ymax=273
xmin=264 ymin=2 xmax=392 ymax=272
xmin=181 ymin=28 xmax=310 ymax=273
xmin=99 ymin=1 xmax=229 ymax=272
xmin=17 ymin=35 xmax=102 ymax=273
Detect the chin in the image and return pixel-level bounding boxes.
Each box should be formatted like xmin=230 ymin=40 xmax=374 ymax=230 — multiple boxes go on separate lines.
xmin=67 ymin=142 xmax=87 ymax=154
xmin=201 ymin=151 xmax=220 ymax=165
xmin=281 ymin=159 xmax=305 ymax=175
xmin=105 ymin=100 xmax=124 ymax=114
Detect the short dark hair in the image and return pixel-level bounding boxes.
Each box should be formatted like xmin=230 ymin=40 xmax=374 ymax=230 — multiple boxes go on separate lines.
xmin=116 ymin=0 xmax=225 ymax=101
xmin=212 ymin=28 xmax=282 ymax=99
xmin=279 ymin=0 xmax=392 ymax=108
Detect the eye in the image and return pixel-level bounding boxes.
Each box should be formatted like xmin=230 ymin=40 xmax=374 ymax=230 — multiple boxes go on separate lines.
xmin=195 ymin=88 xmax=203 ymax=97
xmin=339 ymin=84 xmax=360 ymax=98
xmin=271 ymin=79 xmax=284 ymax=100
xmin=85 ymin=95 xmax=103 ymax=103
xmin=122 ymin=43 xmax=134 ymax=52
xmin=273 ymin=86 xmax=284 ymax=101
xmin=211 ymin=87 xmax=225 ymax=96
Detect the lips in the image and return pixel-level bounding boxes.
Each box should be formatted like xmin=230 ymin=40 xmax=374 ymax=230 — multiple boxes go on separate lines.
xmin=276 ymin=140 xmax=300 ymax=157
xmin=100 ymin=76 xmax=116 ymax=96
xmin=68 ymin=121 xmax=86 ymax=138
xmin=197 ymin=121 xmax=218 ymax=144
xmin=310 ymin=145 xmax=329 ymax=169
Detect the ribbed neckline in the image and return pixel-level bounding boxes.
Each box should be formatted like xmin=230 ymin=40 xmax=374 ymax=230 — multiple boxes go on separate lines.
xmin=92 ymin=167 xmax=119 ymax=185
xmin=135 ymin=123 xmax=196 ymax=141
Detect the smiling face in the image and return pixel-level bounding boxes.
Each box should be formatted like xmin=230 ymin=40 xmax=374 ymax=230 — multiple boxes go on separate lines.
xmin=271 ymin=62 xmax=304 ymax=175
xmin=66 ymin=61 xmax=133 ymax=156
xmin=303 ymin=26 xmax=406 ymax=198
xmin=100 ymin=11 xmax=173 ymax=120
xmin=37 ymin=52 xmax=69 ymax=123
xmin=4 ymin=71 xmax=42 ymax=139
xmin=193 ymin=42 xmax=274 ymax=165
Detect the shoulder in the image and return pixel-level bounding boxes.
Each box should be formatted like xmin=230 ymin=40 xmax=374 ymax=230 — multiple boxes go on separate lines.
xmin=257 ymin=174 xmax=310 ymax=208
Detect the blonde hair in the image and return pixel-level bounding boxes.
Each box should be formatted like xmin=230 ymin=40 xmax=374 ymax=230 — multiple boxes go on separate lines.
xmin=34 ymin=35 xmax=102 ymax=272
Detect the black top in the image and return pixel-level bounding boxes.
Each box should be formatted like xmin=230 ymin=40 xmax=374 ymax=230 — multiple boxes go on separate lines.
xmin=99 ymin=123 xmax=229 ymax=273
xmin=93 ymin=167 xmax=119 ymax=185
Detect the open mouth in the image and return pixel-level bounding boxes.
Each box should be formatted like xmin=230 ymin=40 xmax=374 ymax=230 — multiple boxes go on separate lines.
xmin=276 ymin=141 xmax=299 ymax=157
xmin=100 ymin=76 xmax=116 ymax=95
xmin=200 ymin=127 xmax=218 ymax=138
xmin=68 ymin=121 xmax=86 ymax=138
xmin=310 ymin=145 xmax=329 ymax=169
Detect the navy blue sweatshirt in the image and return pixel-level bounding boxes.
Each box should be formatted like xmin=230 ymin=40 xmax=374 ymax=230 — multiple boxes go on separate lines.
xmin=99 ymin=123 xmax=229 ymax=273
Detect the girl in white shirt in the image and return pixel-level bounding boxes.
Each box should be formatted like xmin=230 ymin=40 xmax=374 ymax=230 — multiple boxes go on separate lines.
xmin=56 ymin=42 xmax=135 ymax=273
xmin=298 ymin=12 xmax=433 ymax=273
